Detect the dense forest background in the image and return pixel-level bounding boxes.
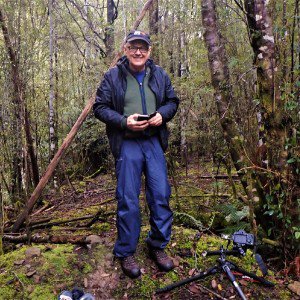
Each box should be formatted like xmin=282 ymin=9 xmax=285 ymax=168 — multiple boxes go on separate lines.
xmin=0 ymin=0 xmax=299 ymax=268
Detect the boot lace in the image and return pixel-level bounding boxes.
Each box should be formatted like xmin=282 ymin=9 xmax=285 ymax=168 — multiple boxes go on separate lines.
xmin=153 ymin=249 xmax=168 ymax=260
xmin=123 ymin=256 xmax=137 ymax=267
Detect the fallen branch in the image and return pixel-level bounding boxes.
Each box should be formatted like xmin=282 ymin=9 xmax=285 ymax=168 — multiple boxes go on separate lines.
xmin=170 ymin=194 xmax=231 ymax=198
xmin=198 ymin=175 xmax=239 ymax=179
xmin=197 ymin=282 xmax=228 ymax=300
xmin=85 ymin=198 xmax=115 ymax=227
xmin=30 ymin=215 xmax=95 ymax=230
xmin=262 ymin=238 xmax=281 ymax=247
xmin=49 ymin=227 xmax=91 ymax=231
xmin=30 ymin=203 xmax=52 ymax=217
xmin=29 ymin=218 xmax=52 ymax=225
xmin=31 ymin=211 xmax=114 ymax=230
xmin=3 ymin=234 xmax=90 ymax=245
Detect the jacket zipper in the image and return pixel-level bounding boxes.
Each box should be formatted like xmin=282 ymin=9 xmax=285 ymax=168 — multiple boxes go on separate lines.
xmin=139 ymin=80 xmax=147 ymax=115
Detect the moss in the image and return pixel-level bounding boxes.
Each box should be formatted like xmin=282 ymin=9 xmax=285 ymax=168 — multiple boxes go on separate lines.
xmin=164 ymin=270 xmax=180 ymax=283
xmin=82 ymin=263 xmax=93 ymax=274
xmin=0 ymin=246 xmax=28 ymax=270
xmin=172 ymin=226 xmax=198 ymax=249
xmin=41 ymin=244 xmax=75 ymax=274
xmin=0 ymin=244 xmax=82 ymax=298
xmin=29 ymin=285 xmax=56 ymax=300
xmin=277 ymin=288 xmax=292 ymax=300
xmin=90 ymin=244 xmax=108 ymax=263
xmin=0 ymin=286 xmax=20 ymax=300
xmin=134 ymin=274 xmax=157 ymax=298
xmin=91 ymin=222 xmax=111 ymax=233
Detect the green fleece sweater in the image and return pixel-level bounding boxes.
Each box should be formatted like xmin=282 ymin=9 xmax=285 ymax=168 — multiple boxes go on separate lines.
xmin=123 ymin=69 xmax=156 ymax=117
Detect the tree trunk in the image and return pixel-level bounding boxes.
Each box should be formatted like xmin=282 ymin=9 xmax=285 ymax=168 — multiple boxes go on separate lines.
xmin=105 ymin=0 xmax=116 ymax=58
xmin=149 ymin=0 xmax=159 ymax=63
xmin=290 ymin=0 xmax=299 ymax=94
xmin=49 ymin=0 xmax=57 ymax=188
xmin=201 ymin=0 xmax=258 ymax=232
xmin=244 ymin=0 xmax=299 ymax=250
xmin=121 ymin=0 xmax=127 ymax=38
xmin=201 ymin=0 xmax=252 ymax=192
xmin=281 ymin=0 xmax=288 ymax=83
xmin=244 ymin=0 xmax=286 ymax=172
xmin=0 ymin=7 xmax=40 ymax=192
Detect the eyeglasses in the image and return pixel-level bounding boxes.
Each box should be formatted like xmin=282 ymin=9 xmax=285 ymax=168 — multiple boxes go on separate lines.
xmin=127 ymin=46 xmax=149 ymax=54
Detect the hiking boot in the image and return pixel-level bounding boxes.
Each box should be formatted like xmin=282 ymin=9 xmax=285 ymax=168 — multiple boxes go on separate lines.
xmin=148 ymin=246 xmax=174 ymax=272
xmin=120 ymin=256 xmax=141 ymax=279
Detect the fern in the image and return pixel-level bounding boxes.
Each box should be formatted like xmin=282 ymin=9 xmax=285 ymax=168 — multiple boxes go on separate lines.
xmin=174 ymin=211 xmax=207 ymax=231
xmin=207 ymin=212 xmax=216 ymax=229
xmin=217 ymin=222 xmax=251 ymax=234
xmin=217 ymin=204 xmax=249 ymax=223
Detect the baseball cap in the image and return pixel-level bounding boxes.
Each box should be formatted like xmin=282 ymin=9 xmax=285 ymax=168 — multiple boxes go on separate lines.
xmin=126 ymin=30 xmax=151 ymax=45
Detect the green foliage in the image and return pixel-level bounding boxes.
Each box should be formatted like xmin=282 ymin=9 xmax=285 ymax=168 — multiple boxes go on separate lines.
xmin=173 ymin=211 xmax=205 ymax=231
xmin=216 ymin=204 xmax=251 ymax=234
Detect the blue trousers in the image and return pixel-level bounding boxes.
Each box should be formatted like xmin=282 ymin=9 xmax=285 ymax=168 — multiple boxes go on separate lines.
xmin=113 ymin=136 xmax=173 ymax=258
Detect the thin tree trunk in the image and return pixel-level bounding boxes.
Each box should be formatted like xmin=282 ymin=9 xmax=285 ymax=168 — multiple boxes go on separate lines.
xmin=0 ymin=7 xmax=40 ymax=191
xmin=281 ymin=0 xmax=288 ymax=83
xmin=105 ymin=0 xmax=116 ymax=58
xmin=149 ymin=0 xmax=159 ymax=63
xmin=290 ymin=0 xmax=299 ymax=91
xmin=122 ymin=0 xmax=127 ymax=38
xmin=49 ymin=0 xmax=57 ymax=189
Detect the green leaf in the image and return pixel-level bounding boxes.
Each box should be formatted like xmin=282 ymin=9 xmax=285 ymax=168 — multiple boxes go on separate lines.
xmin=287 ymin=158 xmax=295 ymax=164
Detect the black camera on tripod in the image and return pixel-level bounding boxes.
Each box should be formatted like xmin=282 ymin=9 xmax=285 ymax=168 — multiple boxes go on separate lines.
xmin=226 ymin=229 xmax=255 ymax=247
xmin=157 ymin=230 xmax=274 ymax=300
xmin=221 ymin=229 xmax=256 ymax=256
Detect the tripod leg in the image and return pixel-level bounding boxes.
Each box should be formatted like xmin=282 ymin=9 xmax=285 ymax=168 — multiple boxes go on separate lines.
xmin=156 ymin=266 xmax=218 ymax=294
xmin=231 ymin=263 xmax=275 ymax=287
xmin=223 ymin=265 xmax=247 ymax=300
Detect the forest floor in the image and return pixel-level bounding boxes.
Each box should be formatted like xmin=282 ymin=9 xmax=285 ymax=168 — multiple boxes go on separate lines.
xmin=0 ymin=160 xmax=299 ymax=300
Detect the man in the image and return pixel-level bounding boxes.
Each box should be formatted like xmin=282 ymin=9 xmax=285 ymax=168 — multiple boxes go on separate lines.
xmin=93 ymin=30 xmax=179 ymax=279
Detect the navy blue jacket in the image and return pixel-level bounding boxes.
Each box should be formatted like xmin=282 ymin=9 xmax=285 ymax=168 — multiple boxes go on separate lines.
xmin=93 ymin=57 xmax=179 ymax=158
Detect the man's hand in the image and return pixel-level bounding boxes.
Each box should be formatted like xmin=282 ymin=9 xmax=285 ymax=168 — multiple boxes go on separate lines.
xmin=148 ymin=112 xmax=162 ymax=127
xmin=127 ymin=113 xmax=149 ymax=131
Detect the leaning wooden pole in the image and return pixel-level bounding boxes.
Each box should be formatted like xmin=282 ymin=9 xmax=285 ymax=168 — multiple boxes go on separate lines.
xmin=11 ymin=0 xmax=154 ymax=233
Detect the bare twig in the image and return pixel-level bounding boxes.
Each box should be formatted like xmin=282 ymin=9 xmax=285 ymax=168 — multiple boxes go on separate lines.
xmin=197 ymin=282 xmax=228 ymax=300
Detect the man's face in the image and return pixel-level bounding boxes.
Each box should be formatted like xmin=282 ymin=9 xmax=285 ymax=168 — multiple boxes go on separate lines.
xmin=124 ymin=40 xmax=151 ymax=72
